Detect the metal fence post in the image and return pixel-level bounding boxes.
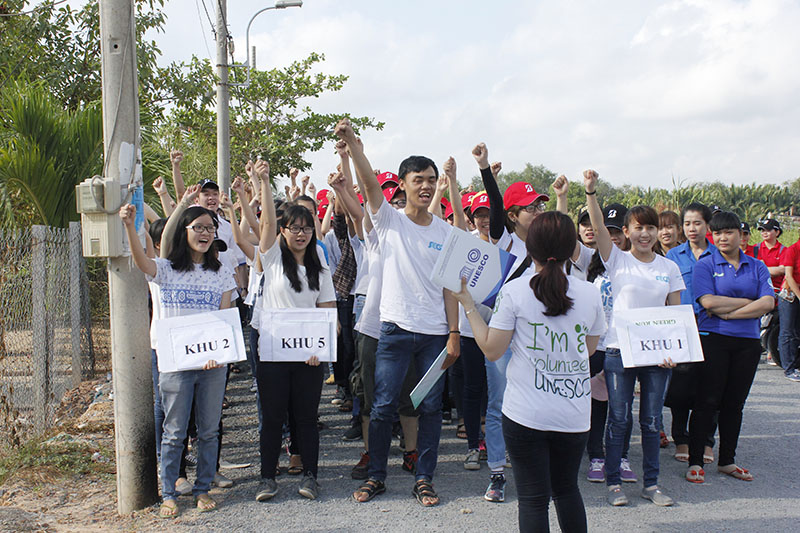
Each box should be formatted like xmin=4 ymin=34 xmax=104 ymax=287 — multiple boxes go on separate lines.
xmin=69 ymin=222 xmax=83 ymax=388
xmin=31 ymin=225 xmax=48 ymax=429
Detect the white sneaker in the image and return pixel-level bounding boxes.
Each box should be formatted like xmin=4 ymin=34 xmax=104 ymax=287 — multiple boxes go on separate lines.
xmin=213 ymin=471 xmax=234 ymax=488
xmin=463 ymin=449 xmax=480 ymax=470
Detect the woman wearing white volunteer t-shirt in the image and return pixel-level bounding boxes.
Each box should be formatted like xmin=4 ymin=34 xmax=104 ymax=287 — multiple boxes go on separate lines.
xmin=253 ymin=160 xmax=336 ymax=503
xmin=453 ymin=211 xmax=605 ymax=533
xmin=584 ymin=170 xmax=684 ymax=508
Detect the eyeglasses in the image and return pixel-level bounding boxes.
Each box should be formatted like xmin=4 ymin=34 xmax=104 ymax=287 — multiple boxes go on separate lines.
xmin=186 ymin=224 xmax=216 ymax=234
xmin=286 ymin=225 xmax=314 ymax=235
xmin=390 ymin=199 xmax=406 ymax=208
xmin=473 ymin=211 xmax=490 ymax=219
xmin=522 ymin=201 xmax=547 ymax=213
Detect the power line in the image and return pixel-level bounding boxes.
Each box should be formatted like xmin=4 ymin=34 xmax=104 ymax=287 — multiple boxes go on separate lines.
xmin=194 ymin=0 xmax=214 ymax=59
xmin=0 ymin=0 xmax=68 ymax=17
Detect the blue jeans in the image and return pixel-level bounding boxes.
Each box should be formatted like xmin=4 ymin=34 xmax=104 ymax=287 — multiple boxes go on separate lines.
xmin=368 ymin=322 xmax=447 ymax=482
xmin=604 ymin=349 xmax=671 ymax=487
xmin=151 ymin=349 xmax=164 ymax=462
xmin=778 ymin=297 xmax=800 ymax=375
xmin=485 ymin=347 xmax=511 ymax=471
xmin=159 ymin=367 xmax=227 ymax=500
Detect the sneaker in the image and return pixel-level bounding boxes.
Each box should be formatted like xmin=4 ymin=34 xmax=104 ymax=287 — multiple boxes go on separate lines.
xmin=484 ymin=473 xmax=506 ymax=502
xmin=478 ymin=440 xmax=488 ymax=461
xmin=587 ymin=458 xmax=605 ymax=482
xmin=641 ymin=485 xmax=674 ymax=507
xmin=351 ymin=452 xmax=370 ymax=480
xmin=184 ymin=453 xmax=197 ymax=469
xmin=464 ymin=449 xmax=481 ymax=471
xmin=298 ymin=473 xmax=319 ymax=500
xmin=255 ymin=478 xmax=278 ymax=501
xmin=342 ymin=424 xmax=363 ymax=441
xmin=607 ymin=486 xmax=628 ymax=506
xmin=785 ymin=370 xmax=800 ymax=382
xmin=212 ymin=471 xmax=234 ymax=488
xmin=402 ymin=450 xmax=418 ymax=473
xmin=620 ymin=458 xmax=637 ymax=483
xmin=331 ymin=390 xmax=345 ymax=405
xmin=766 ymin=354 xmax=778 ymax=366
xmin=250 ymin=379 xmax=258 ymax=393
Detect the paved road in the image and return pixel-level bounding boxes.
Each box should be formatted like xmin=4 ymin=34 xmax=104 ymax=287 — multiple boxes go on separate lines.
xmin=161 ymin=359 xmax=800 ymax=532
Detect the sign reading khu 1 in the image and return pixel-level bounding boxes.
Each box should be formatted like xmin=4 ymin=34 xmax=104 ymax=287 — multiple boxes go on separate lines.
xmin=613 ymin=305 xmax=704 ymax=368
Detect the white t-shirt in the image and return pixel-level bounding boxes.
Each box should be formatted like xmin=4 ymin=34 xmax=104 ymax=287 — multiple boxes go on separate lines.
xmin=370 ymin=200 xmax=453 ymax=335
xmin=496 ymin=229 xmax=527 ymax=274
xmin=602 ymin=245 xmax=685 ymax=349
xmin=569 ymin=242 xmax=595 ymax=281
xmin=490 ymin=274 xmax=606 ymax=432
xmin=148 ymin=282 xmax=162 ymax=350
xmin=258 ymin=239 xmax=336 ymax=310
xmin=146 ymin=258 xmax=236 ymax=347
xmin=354 ymin=227 xmax=382 ymax=340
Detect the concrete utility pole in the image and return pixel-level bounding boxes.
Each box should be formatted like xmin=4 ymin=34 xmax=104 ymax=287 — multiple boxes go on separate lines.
xmin=98 ymin=0 xmax=159 ymax=514
xmin=216 ymin=0 xmax=231 ymax=193
xmin=250 ymin=45 xmax=257 ymax=121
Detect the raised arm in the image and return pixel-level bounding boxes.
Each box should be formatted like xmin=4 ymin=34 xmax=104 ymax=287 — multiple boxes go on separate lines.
xmin=153 ymin=176 xmax=175 ymax=217
xmin=346 ymin=142 xmax=375 ymax=234
xmin=233 ymin=176 xmax=260 ymax=242
xmin=553 ymin=175 xmax=569 ymax=214
xmin=335 ymin=118 xmax=383 ymax=214
xmin=170 ymin=150 xmax=186 ymax=199
xmin=444 ymin=157 xmax=466 ymax=230
xmin=329 ymin=168 xmax=364 ymax=240
xmin=320 ymin=189 xmax=335 ymax=236
xmin=429 ymin=174 xmax=448 ymax=219
xmin=256 ymin=160 xmax=277 ymax=253
xmin=584 ymin=170 xmax=612 ymax=262
xmin=120 ymin=204 xmax=156 ymax=277
xmin=472 ymin=143 xmax=504 ymax=242
xmin=221 ymin=193 xmax=255 ymax=261
xmin=159 ymin=184 xmax=200 ymax=259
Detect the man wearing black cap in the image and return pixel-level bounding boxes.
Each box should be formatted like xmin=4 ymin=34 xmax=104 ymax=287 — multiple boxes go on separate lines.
xmin=754 ymin=218 xmax=786 ymax=293
xmin=740 ymin=222 xmax=755 ymax=257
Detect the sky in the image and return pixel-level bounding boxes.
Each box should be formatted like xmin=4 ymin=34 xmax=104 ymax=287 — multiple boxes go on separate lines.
xmin=74 ymin=0 xmax=800 ymax=189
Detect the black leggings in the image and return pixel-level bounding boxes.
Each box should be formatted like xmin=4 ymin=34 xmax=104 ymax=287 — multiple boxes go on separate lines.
xmin=689 ymin=333 xmax=760 ymax=467
xmin=257 ymin=362 xmax=324 ymax=479
xmin=503 ymin=415 xmax=589 ymax=533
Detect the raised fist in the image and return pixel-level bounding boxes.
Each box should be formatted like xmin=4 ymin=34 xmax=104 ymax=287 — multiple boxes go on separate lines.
xmin=289 ymin=167 xmax=299 ymax=184
xmin=231 ymin=176 xmax=245 ymax=195
xmin=443 ymin=156 xmax=457 ymax=179
xmin=326 ymin=190 xmax=335 ymax=203
xmin=119 ymin=204 xmax=136 ymax=226
xmin=170 ymin=150 xmax=183 ymax=165
xmin=334 ymin=118 xmax=356 ymax=143
xmin=328 ymin=171 xmax=345 ymax=189
xmin=436 ymin=174 xmax=449 ymax=193
xmin=181 ymin=184 xmax=201 ymax=204
xmin=335 ymin=140 xmax=348 ymax=158
xmin=308 ymin=183 xmax=317 ymax=198
xmin=583 ymin=170 xmax=599 ymax=194
xmin=490 ymin=161 xmax=502 ymax=178
xmin=220 ymin=193 xmax=234 ymax=210
xmin=153 ymin=176 xmax=167 ymax=195
xmin=552 ymin=175 xmax=569 ymax=197
xmin=472 ymin=143 xmax=489 ymax=169
xmin=245 ymin=160 xmax=254 ymax=178
xmin=254 ymin=159 xmax=270 ymax=181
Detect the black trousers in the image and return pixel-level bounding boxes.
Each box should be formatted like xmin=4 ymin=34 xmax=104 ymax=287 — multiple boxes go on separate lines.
xmin=504 ymin=415 xmax=589 ymax=533
xmin=689 ymin=333 xmax=760 ymax=467
xmin=333 ymin=296 xmax=355 ymax=394
xmin=257 ymin=362 xmax=324 ymax=478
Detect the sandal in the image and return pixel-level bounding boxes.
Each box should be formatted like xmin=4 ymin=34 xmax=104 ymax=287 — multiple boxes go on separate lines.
xmin=412 ymin=479 xmax=440 ymax=507
xmin=456 ymin=423 xmax=467 ymax=440
xmin=159 ymin=499 xmax=179 ymax=519
xmin=703 ymin=446 xmax=715 ymax=464
xmin=659 ymin=431 xmax=669 ymax=448
xmin=718 ymin=465 xmax=753 ymax=481
xmin=686 ymin=466 xmax=705 ymax=484
xmin=674 ymin=444 xmax=689 ymax=462
xmin=288 ymin=454 xmax=303 ymax=475
xmin=353 ymin=479 xmax=386 ymax=502
xmin=195 ymin=493 xmax=217 ymax=512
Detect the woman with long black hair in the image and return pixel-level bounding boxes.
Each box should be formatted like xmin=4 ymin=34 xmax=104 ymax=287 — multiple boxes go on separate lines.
xmin=452 ymin=211 xmax=605 ymax=533
xmin=253 ymin=160 xmax=336 ymax=502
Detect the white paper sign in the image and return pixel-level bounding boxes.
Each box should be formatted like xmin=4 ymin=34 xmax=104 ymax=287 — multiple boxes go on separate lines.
xmin=409 ymin=347 xmax=449 ymax=410
xmin=155 ymin=307 xmax=246 ymax=373
xmin=430 ymin=227 xmax=516 ymax=307
xmin=257 ymin=308 xmax=338 ymax=362
xmin=614 ymin=305 xmax=703 ymax=368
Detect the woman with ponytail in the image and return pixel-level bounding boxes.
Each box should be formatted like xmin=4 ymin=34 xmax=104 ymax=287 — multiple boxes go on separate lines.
xmin=453 ymin=211 xmax=605 ymax=533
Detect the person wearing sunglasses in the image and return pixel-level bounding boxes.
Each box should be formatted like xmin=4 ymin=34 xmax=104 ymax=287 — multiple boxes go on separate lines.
xmin=254 ymin=160 xmax=336 ymax=503
xmin=120 ymin=184 xmax=236 ymax=518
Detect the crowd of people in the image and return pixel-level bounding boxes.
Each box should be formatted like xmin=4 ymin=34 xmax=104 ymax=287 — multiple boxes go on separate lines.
xmin=122 ymin=118 xmax=800 ymax=531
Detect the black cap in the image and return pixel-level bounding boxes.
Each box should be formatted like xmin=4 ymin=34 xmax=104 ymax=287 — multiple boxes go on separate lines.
xmin=199 ymin=178 xmax=219 ymax=191
xmin=757 ymin=218 xmax=781 ymax=234
xmin=213 ymin=238 xmax=227 ymax=252
xmin=602 ymin=203 xmax=627 ymax=230
xmin=740 ymin=221 xmax=750 ymax=233
xmin=577 ymin=207 xmax=590 ymax=225
xmin=710 ymin=204 xmax=723 ymax=215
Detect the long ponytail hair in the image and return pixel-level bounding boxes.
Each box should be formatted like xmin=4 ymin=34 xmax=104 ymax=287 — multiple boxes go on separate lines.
xmin=527 ymin=211 xmax=576 ymax=316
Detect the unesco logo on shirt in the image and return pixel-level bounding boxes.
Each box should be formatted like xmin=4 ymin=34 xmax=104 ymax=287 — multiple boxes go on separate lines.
xmin=467 ymin=248 xmax=482 ymax=262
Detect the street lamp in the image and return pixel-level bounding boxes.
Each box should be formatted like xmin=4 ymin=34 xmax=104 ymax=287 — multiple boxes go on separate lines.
xmin=231 ymin=0 xmax=303 ymax=88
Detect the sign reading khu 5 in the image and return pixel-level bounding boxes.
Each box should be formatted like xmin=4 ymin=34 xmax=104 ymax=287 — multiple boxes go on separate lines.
xmin=256 ymin=308 xmax=338 ymax=363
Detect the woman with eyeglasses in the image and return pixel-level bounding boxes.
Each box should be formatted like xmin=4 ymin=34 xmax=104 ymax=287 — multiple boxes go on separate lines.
xmin=120 ymin=184 xmax=236 ymax=518
xmin=253 ymin=160 xmax=336 ymax=503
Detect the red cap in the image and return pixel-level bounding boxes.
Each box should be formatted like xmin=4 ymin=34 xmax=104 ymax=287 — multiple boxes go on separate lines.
xmin=377 ymin=172 xmax=399 ymax=187
xmin=470 ymin=192 xmax=490 ymax=213
xmin=316 ymin=189 xmax=330 ymax=201
xmin=441 ymin=197 xmax=451 ymax=209
xmin=444 ymin=203 xmax=454 ymax=219
xmin=357 ymin=193 xmax=364 ymax=205
xmin=317 ymin=201 xmax=329 ymax=220
xmin=503 ymin=182 xmax=549 ymax=210
xmin=382 ymin=186 xmax=401 ymax=203
xmin=461 ymin=192 xmax=477 ymax=210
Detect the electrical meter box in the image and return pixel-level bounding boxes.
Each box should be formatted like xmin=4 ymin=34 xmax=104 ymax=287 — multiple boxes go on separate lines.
xmin=75 ymin=177 xmax=124 ymax=257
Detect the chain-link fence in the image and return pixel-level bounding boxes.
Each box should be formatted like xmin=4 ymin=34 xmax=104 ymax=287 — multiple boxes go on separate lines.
xmin=0 ymin=223 xmax=109 ymax=446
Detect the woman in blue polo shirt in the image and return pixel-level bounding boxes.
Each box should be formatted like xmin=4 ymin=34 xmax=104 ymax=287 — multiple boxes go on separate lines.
xmin=665 ymin=203 xmax=716 ymax=464
xmin=687 ymin=211 xmax=774 ymax=483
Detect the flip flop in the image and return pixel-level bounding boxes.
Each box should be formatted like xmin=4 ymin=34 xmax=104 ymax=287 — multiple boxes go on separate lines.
xmin=195 ymin=494 xmax=217 ymax=512
xmin=674 ymin=452 xmax=689 ymax=462
xmin=159 ymin=500 xmax=179 ymax=519
xmin=686 ymin=466 xmax=705 ymax=484
xmin=719 ymin=465 xmax=753 ymax=481
xmin=456 ymin=424 xmax=467 ymax=440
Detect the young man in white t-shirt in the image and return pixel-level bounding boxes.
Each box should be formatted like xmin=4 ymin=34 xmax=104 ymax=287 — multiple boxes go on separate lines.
xmin=336 ymin=119 xmax=459 ymax=507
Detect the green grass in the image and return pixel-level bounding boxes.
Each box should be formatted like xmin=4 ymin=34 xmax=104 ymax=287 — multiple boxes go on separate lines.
xmin=0 ymin=434 xmax=113 ymax=486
